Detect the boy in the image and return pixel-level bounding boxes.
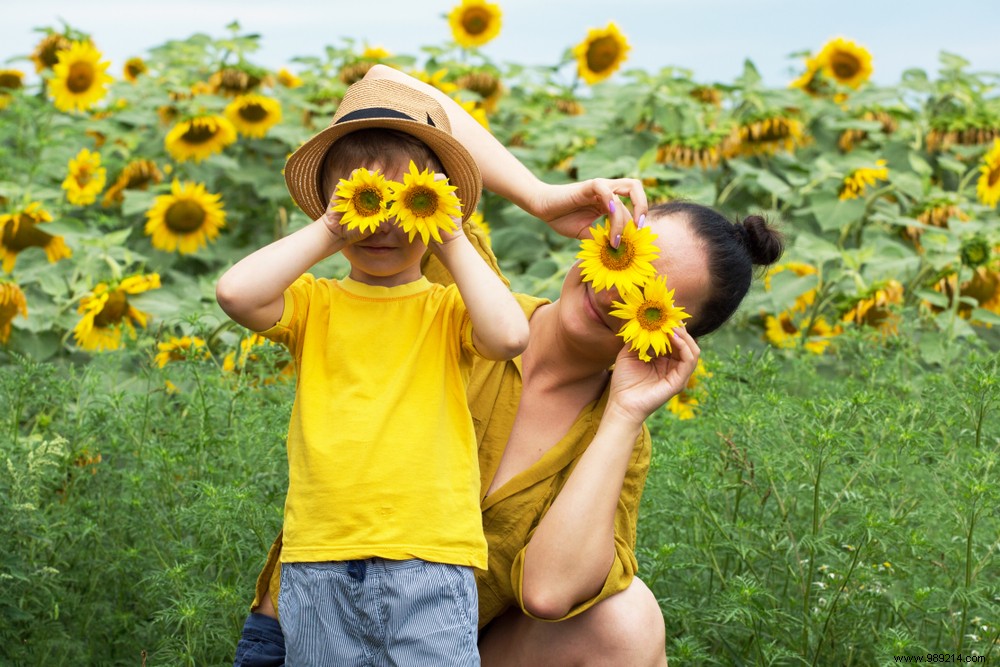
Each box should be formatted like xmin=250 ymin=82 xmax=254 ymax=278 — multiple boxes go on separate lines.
xmin=216 ymin=79 xmax=529 ymax=666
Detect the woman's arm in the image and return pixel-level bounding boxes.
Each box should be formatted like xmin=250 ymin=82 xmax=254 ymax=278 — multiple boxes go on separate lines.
xmin=520 ymin=329 xmax=700 ymax=619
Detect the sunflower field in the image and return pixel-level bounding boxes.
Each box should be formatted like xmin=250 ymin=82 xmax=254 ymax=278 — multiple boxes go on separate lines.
xmin=2 ymin=4 xmax=999 ymax=665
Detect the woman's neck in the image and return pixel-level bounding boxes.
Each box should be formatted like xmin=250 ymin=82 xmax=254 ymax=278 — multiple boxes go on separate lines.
xmin=522 ymin=301 xmax=614 ymax=395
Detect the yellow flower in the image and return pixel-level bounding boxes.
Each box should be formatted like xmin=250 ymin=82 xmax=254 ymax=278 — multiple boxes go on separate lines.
xmin=577 ymin=219 xmax=659 ymax=296
xmin=0 ymin=69 xmax=25 ymax=110
xmin=814 ymin=37 xmax=873 ymax=89
xmin=361 ymin=46 xmax=393 ymax=60
xmin=332 ymin=167 xmax=392 ymax=234
xmin=0 ymin=282 xmax=28 ymax=344
xmin=840 ymin=160 xmax=889 ymax=200
xmin=0 ymin=202 xmax=72 ymax=273
xmin=448 ymin=0 xmax=503 ymax=48
xmin=209 ymin=67 xmax=264 ymax=96
xmin=31 ymin=33 xmax=71 ymax=72
xmin=452 ymin=95 xmax=490 ymax=131
xmin=164 ymin=115 xmax=237 ymax=163
xmin=225 ymin=94 xmax=283 ymax=139
xmin=276 ymin=68 xmax=303 ymax=88
xmin=123 ymin=57 xmax=147 ymax=83
xmin=61 ymin=148 xmax=107 ymax=206
xmin=47 ymin=41 xmax=113 ymax=113
xmin=155 ymin=335 xmax=208 ymax=368
xmin=411 ymin=68 xmax=459 ymax=95
xmin=103 ymin=159 xmax=164 ymax=206
xmin=222 ymin=333 xmax=272 ymax=373
xmin=469 ymin=210 xmax=491 ymax=244
xmin=842 ymin=280 xmax=904 ymax=335
xmin=73 ymin=274 xmax=161 ymax=352
xmin=611 ymin=275 xmax=691 ymax=362
xmin=728 ymin=115 xmax=806 ymax=157
xmin=764 ymin=312 xmax=838 ymax=354
xmin=932 ymin=267 xmax=1000 ymax=320
xmin=144 ymin=180 xmax=226 ymax=254
xmin=573 ymin=22 xmax=630 ymax=85
xmin=666 ymin=358 xmax=710 ymax=420
xmin=976 ymin=139 xmax=1000 ymax=208
xmin=386 ymin=161 xmax=462 ymax=244
xmin=790 ymin=55 xmax=824 ymax=96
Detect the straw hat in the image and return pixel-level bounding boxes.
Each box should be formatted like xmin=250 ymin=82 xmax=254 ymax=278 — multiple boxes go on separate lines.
xmin=284 ymin=78 xmax=482 ymax=223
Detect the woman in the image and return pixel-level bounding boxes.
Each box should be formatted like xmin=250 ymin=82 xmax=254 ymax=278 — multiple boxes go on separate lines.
xmin=234 ymin=65 xmax=783 ymax=667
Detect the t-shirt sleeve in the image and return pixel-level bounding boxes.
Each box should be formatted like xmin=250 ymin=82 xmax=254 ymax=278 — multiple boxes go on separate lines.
xmin=507 ymin=424 xmax=651 ymax=621
xmin=257 ymin=274 xmax=316 ymax=356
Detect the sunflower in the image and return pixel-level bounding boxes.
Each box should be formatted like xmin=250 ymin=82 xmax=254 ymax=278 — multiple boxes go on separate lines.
xmin=144 ymin=180 xmax=226 ymax=254
xmin=103 ymin=159 xmax=164 ymax=206
xmin=411 ymin=68 xmax=459 ymax=95
xmin=155 ymin=335 xmax=208 ymax=368
xmin=656 ymin=134 xmax=732 ymax=170
xmin=452 ymin=95 xmax=491 ymax=131
xmin=0 ymin=69 xmax=24 ymax=110
xmin=31 ymin=33 xmax=71 ymax=72
xmin=838 ymin=110 xmax=899 ymax=152
xmin=841 ymin=280 xmax=904 ymax=335
xmin=340 ymin=61 xmax=376 ymax=86
xmin=666 ymin=358 xmax=710 ymax=420
xmin=224 ymin=94 xmax=282 ymax=138
xmin=276 ymin=68 xmax=303 ymax=88
xmin=164 ymin=115 xmax=237 ymax=163
xmin=61 ymin=148 xmax=107 ymax=206
xmin=209 ymin=66 xmax=265 ymax=96
xmin=47 ymin=41 xmax=113 ymax=113
xmin=933 ymin=267 xmax=1000 ymax=319
xmin=222 ymin=333 xmax=272 ymax=373
xmin=386 ymin=161 xmax=462 ymax=244
xmin=976 ymin=139 xmax=1000 ymax=208
xmin=728 ymin=115 xmax=806 ymax=157
xmin=763 ymin=312 xmax=837 ymax=355
xmin=577 ymin=219 xmax=659 ymax=296
xmin=0 ymin=202 xmax=72 ymax=273
xmin=764 ymin=262 xmax=819 ymax=313
xmin=448 ymin=0 xmax=502 ymax=48
xmin=0 ymin=282 xmax=28 ymax=344
xmin=610 ymin=275 xmax=691 ymax=361
xmin=469 ymin=211 xmax=491 ymax=244
xmin=456 ymin=70 xmax=503 ymax=113
xmin=73 ymin=273 xmax=161 ymax=352
xmin=790 ymin=55 xmax=825 ymax=96
xmin=814 ymin=37 xmax=873 ymax=89
xmin=122 ymin=57 xmax=147 ymax=83
xmin=332 ymin=167 xmax=392 ymax=234
xmin=839 ymin=160 xmax=889 ymax=200
xmin=573 ymin=22 xmax=630 ymax=85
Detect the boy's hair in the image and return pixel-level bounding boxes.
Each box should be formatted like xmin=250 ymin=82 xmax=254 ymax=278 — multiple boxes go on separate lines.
xmin=321 ymin=129 xmax=446 ymax=202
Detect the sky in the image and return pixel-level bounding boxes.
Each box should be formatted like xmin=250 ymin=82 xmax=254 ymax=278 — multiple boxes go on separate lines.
xmin=3 ymin=0 xmax=998 ymax=87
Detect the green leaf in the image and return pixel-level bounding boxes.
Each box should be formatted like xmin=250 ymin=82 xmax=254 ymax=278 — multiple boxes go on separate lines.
xmin=122 ymin=190 xmax=157 ymax=218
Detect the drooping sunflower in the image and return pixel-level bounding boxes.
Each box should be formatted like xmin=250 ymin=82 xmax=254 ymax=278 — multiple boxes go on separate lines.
xmin=763 ymin=312 xmax=838 ymax=355
xmin=666 ymin=358 xmax=710 ymax=420
xmin=122 ymin=57 xmax=147 ymax=83
xmin=73 ymin=273 xmax=161 ymax=352
xmin=573 ymin=22 xmax=630 ymax=85
xmin=815 ymin=37 xmax=873 ymax=89
xmin=728 ymin=114 xmax=807 ymax=157
xmin=224 ymin=94 xmax=282 ymax=139
xmin=841 ymin=280 xmax=904 ymax=336
xmin=144 ymin=180 xmax=226 ymax=254
xmin=332 ymin=167 xmax=392 ymax=234
xmin=456 ymin=70 xmax=503 ymax=113
xmin=155 ymin=335 xmax=208 ymax=368
xmin=976 ymin=139 xmax=1000 ymax=208
xmin=839 ymin=160 xmax=889 ymax=200
xmin=838 ymin=110 xmax=899 ymax=152
xmin=386 ymin=162 xmax=462 ymax=244
xmin=0 ymin=202 xmax=72 ymax=273
xmin=0 ymin=69 xmax=24 ymax=110
xmin=610 ymin=275 xmax=691 ymax=362
xmin=164 ymin=115 xmax=237 ymax=163
xmin=577 ymin=219 xmax=659 ymax=296
xmin=31 ymin=32 xmax=71 ymax=72
xmin=103 ymin=159 xmax=164 ymax=206
xmin=208 ymin=66 xmax=265 ymax=96
xmin=0 ymin=281 xmax=28 ymax=344
xmin=448 ymin=0 xmax=502 ymax=48
xmin=47 ymin=40 xmax=113 ymax=113
xmin=932 ymin=266 xmax=1000 ymax=319
xmin=61 ymin=148 xmax=107 ymax=206
xmin=790 ymin=55 xmax=825 ymax=96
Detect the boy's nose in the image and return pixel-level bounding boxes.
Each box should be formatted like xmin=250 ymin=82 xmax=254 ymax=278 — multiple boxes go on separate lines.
xmin=594 ymin=285 xmax=622 ymax=310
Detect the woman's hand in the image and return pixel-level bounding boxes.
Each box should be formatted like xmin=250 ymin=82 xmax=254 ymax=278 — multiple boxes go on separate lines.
xmin=528 ymin=179 xmax=650 ymax=243
xmin=605 ymin=327 xmax=700 ymax=425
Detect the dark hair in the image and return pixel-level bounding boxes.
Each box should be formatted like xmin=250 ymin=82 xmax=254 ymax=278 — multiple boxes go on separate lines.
xmin=320 ymin=128 xmax=445 ymax=201
xmin=650 ymin=201 xmax=784 ymax=338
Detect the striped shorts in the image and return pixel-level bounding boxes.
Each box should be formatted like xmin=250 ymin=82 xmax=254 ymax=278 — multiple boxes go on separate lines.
xmin=279 ymin=558 xmax=480 ymax=667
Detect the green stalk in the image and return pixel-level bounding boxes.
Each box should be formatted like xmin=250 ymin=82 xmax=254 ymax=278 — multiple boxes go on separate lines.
xmin=956 ymin=500 xmax=978 ymax=654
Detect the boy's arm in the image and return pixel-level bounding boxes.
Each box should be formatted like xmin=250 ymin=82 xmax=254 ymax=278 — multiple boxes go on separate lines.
xmin=434 ymin=230 xmax=529 ymax=361
xmin=216 ymin=216 xmax=345 ymax=332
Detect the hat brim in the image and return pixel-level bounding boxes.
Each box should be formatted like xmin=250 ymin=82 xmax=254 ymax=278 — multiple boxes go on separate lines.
xmin=284 ymin=117 xmax=482 ymax=224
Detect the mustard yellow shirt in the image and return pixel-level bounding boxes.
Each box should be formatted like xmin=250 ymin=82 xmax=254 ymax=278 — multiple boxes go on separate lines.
xmin=259 ymin=273 xmax=487 ymax=569
xmin=253 ymin=294 xmax=651 ymax=627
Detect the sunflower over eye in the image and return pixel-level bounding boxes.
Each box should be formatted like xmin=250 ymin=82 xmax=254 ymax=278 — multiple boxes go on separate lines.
xmin=331 ymin=167 xmax=392 ymax=234
xmin=610 ymin=275 xmax=691 ymax=362
xmin=576 ymin=219 xmax=659 ymax=296
xmin=386 ymin=161 xmax=462 ymax=244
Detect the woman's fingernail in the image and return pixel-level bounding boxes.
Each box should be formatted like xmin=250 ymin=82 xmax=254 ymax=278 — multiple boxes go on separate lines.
xmin=638 ymin=213 xmax=646 ymax=228
xmin=608 ymin=200 xmax=615 ymax=214
xmin=613 ymin=233 xmax=621 ymax=248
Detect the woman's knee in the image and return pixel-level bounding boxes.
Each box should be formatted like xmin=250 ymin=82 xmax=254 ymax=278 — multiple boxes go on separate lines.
xmin=588 ymin=579 xmax=666 ymax=661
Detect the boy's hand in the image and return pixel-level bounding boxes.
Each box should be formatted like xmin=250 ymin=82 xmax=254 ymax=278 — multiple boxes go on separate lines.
xmin=321 ymin=200 xmax=376 ymax=247
xmin=428 ymin=172 xmax=466 ymax=250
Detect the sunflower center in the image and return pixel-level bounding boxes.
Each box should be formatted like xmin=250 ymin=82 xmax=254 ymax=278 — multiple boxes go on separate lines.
xmin=405 ymin=186 xmax=439 ymax=217
xmin=2 ymin=219 xmax=53 ymax=251
xmin=180 ymin=122 xmax=218 ymax=145
xmin=0 ymin=73 xmax=22 ymax=90
xmin=238 ymin=103 xmax=268 ymax=123
xmin=164 ymin=200 xmax=206 ymax=233
xmin=599 ymin=239 xmax=636 ymax=271
xmin=66 ymin=61 xmax=95 ymax=93
xmin=638 ymin=302 xmax=668 ymax=331
xmin=74 ymin=165 xmax=94 ymax=187
xmin=462 ymin=9 xmax=491 ymax=35
xmin=780 ymin=315 xmax=797 ymax=335
xmin=352 ymin=187 xmax=383 ymax=217
xmin=989 ymin=165 xmax=1000 ymax=188
xmin=586 ymin=36 xmax=620 ymax=73
xmin=94 ymin=291 xmax=127 ymax=327
xmin=830 ymin=52 xmax=860 ymax=80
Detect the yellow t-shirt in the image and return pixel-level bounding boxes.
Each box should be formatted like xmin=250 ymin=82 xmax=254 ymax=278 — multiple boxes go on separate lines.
xmin=259 ymin=273 xmax=487 ymax=569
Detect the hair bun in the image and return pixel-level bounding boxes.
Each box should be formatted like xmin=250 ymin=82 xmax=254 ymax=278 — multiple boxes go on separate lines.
xmin=740 ymin=214 xmax=784 ymax=266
